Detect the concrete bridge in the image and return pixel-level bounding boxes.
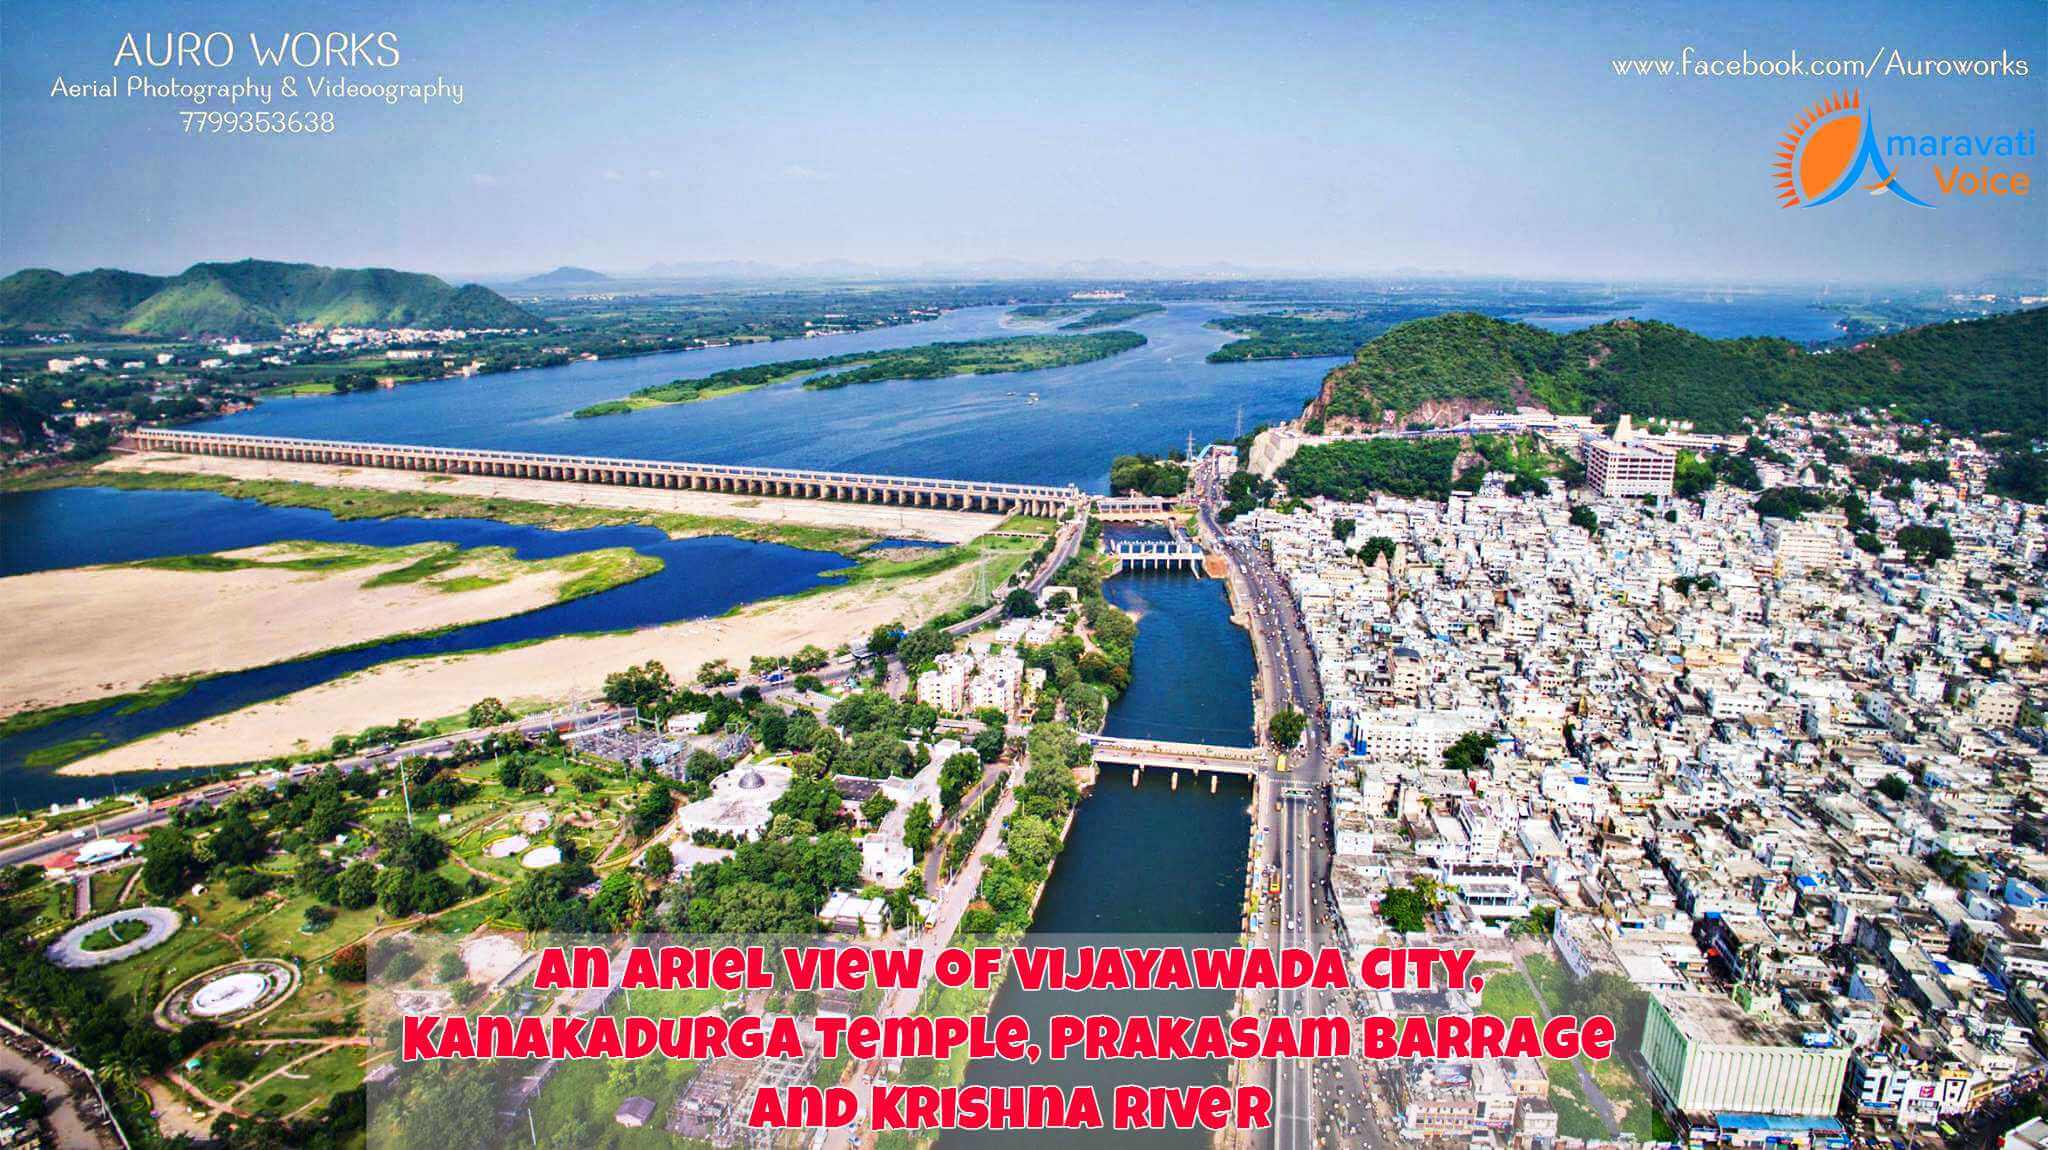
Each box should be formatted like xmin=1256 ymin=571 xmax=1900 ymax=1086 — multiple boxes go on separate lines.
xmin=125 ymin=429 xmax=1083 ymax=516
xmin=1108 ymin=538 xmax=1207 ymax=572
xmin=1093 ymin=495 xmax=1180 ymax=521
xmin=1082 ymin=733 xmax=1267 ymax=776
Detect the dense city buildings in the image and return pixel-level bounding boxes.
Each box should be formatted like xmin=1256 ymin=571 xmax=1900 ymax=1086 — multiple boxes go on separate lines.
xmin=1233 ymin=410 xmax=2047 ymax=1146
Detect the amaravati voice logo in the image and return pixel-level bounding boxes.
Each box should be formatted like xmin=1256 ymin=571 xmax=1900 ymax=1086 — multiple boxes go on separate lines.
xmin=1772 ymin=90 xmax=1932 ymax=208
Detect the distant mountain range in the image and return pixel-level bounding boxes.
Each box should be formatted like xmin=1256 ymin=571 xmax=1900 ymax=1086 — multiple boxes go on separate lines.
xmin=518 ymin=266 xmax=611 ymax=287
xmin=0 ymin=260 xmax=539 ymax=338
xmin=1306 ymin=308 xmax=2048 ymax=438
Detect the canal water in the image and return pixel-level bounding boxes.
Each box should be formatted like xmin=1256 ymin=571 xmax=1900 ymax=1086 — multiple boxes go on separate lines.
xmin=0 ymin=486 xmax=850 ymax=807
xmin=943 ymin=529 xmax=1260 ymax=1146
xmin=948 ymin=770 xmax=1257 ymax=1149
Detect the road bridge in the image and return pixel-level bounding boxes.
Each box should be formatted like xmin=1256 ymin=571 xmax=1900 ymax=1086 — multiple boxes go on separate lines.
xmin=1092 ymin=495 xmax=1180 ymax=521
xmin=1082 ymin=733 xmax=1266 ymax=776
xmin=125 ymin=428 xmax=1083 ymax=517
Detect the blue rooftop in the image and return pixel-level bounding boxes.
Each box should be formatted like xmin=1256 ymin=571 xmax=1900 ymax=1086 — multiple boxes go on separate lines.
xmin=1714 ymin=1114 xmax=1846 ymax=1134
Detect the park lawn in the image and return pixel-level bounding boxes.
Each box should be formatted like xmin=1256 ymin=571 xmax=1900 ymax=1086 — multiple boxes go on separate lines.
xmin=1475 ymin=963 xmax=1540 ymax=1021
xmin=421 ymin=891 xmax=508 ymax=936
xmin=236 ymin=889 xmax=383 ymax=966
xmin=1523 ymin=952 xmax=1572 ymax=1010
xmin=1594 ymin=1055 xmax=1670 ymax=1140
xmin=185 ymin=1040 xmax=320 ymax=1104
xmin=996 ymin=514 xmax=1058 ymax=536
xmin=6 ymin=883 xmax=70 ymax=937
xmin=530 ymin=986 xmax=724 ymax=1143
xmin=79 ymin=917 xmax=150 ymax=951
xmin=252 ymin=963 xmax=357 ymax=1038
xmin=238 ymin=1043 xmax=364 ymax=1120
xmin=1518 ymin=951 xmax=1669 ymax=1140
xmin=1545 ymin=1057 xmax=1609 ymax=1140
xmin=88 ymin=869 xmax=134 ymax=914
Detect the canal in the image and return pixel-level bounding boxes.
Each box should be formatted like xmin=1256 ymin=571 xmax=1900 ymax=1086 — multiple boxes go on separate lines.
xmin=948 ymin=538 xmax=1259 ymax=1146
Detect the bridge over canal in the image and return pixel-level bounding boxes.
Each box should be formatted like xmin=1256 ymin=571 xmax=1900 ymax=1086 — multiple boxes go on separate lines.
xmin=1082 ymin=733 xmax=1267 ymax=776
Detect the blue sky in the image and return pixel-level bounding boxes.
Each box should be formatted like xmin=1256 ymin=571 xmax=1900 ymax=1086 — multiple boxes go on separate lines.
xmin=2 ymin=0 xmax=2042 ymax=282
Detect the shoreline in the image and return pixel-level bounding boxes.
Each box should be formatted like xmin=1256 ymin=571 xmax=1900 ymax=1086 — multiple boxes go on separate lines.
xmin=0 ymin=540 xmax=661 ymax=719
xmin=55 ymin=556 xmax=983 ymax=777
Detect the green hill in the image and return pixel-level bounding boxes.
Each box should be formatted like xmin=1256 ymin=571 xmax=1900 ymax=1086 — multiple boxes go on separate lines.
xmin=1305 ymin=308 xmax=2047 ymax=437
xmin=0 ymin=259 xmax=540 ymax=338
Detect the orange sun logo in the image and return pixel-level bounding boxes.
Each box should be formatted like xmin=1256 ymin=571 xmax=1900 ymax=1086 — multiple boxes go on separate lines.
xmin=1773 ymin=89 xmax=1931 ymax=208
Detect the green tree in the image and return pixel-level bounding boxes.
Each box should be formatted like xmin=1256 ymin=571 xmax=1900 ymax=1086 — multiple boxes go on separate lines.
xmin=1061 ymin=682 xmax=1107 ymax=732
xmin=972 ymin=724 xmax=1006 ymax=764
xmin=866 ymin=622 xmax=903 ymax=656
xmin=641 ymin=841 xmax=674 ymax=881
xmin=939 ymin=752 xmax=984 ymax=812
xmin=1897 ymin=524 xmax=1955 ymax=565
xmin=1004 ymin=588 xmax=1040 ymax=618
xmin=895 ymin=625 xmax=956 ymax=671
xmin=904 ymin=801 xmax=936 ymax=858
xmin=466 ymin=697 xmax=513 ymax=728
xmin=1443 ymin=731 xmax=1498 ymax=771
xmin=141 ymin=826 xmax=198 ymax=897
xmin=861 ymin=792 xmax=897 ymax=825
xmin=1267 ymin=708 xmax=1308 ymax=748
xmin=1379 ymin=885 xmax=1431 ymax=934
xmin=336 ymin=861 xmax=378 ymax=910
xmin=631 ymin=787 xmax=676 ymax=837
xmin=208 ymin=807 xmax=270 ymax=868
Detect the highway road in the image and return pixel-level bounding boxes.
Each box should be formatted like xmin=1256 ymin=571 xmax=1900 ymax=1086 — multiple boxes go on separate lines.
xmin=1193 ymin=453 xmax=1386 ymax=1150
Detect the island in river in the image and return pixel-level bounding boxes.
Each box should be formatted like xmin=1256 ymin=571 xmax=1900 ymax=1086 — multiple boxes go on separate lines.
xmin=570 ymin=330 xmax=1145 ymax=417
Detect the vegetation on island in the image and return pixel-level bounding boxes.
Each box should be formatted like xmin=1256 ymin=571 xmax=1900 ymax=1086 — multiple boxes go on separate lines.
xmin=0 ymin=259 xmax=537 ymax=338
xmin=1307 ymin=307 xmax=2048 ymax=437
xmin=1008 ymin=302 xmax=1162 ymax=329
xmin=572 ymin=330 xmax=1145 ymax=417
xmin=1205 ymin=312 xmax=1388 ymax=362
xmin=128 ymin=538 xmax=664 ymax=603
xmin=1056 ymin=302 xmax=1162 ymax=330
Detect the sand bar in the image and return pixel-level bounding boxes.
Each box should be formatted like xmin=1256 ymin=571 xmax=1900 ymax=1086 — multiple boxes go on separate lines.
xmin=60 ymin=560 xmax=975 ymax=775
xmin=98 ymin=452 xmax=1003 ymax=544
xmin=0 ymin=541 xmax=649 ymax=717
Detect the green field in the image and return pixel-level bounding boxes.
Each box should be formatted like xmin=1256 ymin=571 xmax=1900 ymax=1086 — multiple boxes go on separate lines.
xmin=78 ymin=917 xmax=149 ymax=952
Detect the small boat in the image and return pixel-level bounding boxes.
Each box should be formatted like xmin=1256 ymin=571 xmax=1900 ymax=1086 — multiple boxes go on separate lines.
xmin=1025 ymin=392 xmax=1040 ymax=405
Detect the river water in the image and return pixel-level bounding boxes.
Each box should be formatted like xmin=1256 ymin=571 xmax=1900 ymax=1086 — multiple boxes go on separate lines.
xmin=0 ymin=486 xmax=848 ymax=808
xmin=3 ymin=293 xmax=1838 ymax=805
xmin=189 ymin=304 xmax=1336 ymax=490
